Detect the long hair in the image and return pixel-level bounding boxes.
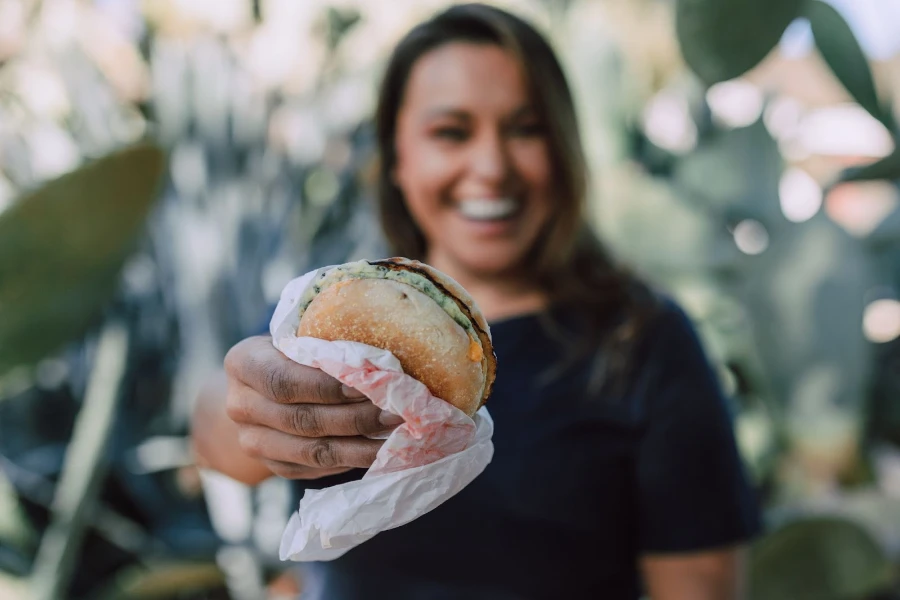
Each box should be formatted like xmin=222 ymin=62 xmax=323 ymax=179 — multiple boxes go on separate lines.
xmin=374 ymin=3 xmax=659 ymax=391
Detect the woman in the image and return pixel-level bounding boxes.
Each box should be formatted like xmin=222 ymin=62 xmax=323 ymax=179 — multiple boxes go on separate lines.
xmin=192 ymin=4 xmax=760 ymax=598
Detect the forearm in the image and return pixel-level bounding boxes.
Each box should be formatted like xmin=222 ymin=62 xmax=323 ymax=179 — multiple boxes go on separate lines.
xmin=191 ymin=370 xmax=273 ymax=486
xmin=641 ymin=546 xmax=747 ymax=600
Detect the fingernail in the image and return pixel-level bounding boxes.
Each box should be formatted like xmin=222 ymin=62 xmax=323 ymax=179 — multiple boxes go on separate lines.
xmin=378 ymin=410 xmax=404 ymax=427
xmin=341 ymin=384 xmax=366 ymax=399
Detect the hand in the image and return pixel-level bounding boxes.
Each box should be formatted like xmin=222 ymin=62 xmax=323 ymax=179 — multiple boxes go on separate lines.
xmin=223 ymin=336 xmax=403 ymax=479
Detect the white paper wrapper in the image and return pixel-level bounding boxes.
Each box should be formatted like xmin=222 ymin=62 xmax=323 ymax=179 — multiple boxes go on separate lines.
xmin=271 ymin=266 xmax=495 ymax=562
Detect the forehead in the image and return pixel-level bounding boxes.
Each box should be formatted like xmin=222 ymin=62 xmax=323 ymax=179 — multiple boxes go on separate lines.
xmin=401 ymin=42 xmax=531 ymax=113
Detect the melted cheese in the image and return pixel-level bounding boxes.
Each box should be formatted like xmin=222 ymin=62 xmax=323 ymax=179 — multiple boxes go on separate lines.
xmin=467 ymin=338 xmax=483 ymax=362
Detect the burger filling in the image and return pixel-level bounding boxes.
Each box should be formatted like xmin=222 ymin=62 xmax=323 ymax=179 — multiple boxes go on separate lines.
xmin=298 ymin=259 xmax=482 ymax=355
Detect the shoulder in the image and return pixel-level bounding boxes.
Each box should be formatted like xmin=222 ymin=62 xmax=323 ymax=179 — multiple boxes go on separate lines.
xmin=647 ymin=293 xmax=699 ymax=336
xmin=627 ymin=293 xmax=728 ymax=413
xmin=637 ymin=294 xmax=709 ymax=366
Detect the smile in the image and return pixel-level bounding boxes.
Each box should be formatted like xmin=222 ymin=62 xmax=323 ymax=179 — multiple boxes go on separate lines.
xmin=456 ymin=198 xmax=521 ymax=221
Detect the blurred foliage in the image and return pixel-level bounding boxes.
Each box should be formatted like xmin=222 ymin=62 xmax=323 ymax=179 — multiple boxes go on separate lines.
xmin=806 ymin=0 xmax=896 ymax=132
xmin=323 ymin=7 xmax=362 ymax=52
xmin=665 ymin=1 xmax=900 ymax=594
xmin=675 ymin=0 xmax=900 ymax=183
xmin=749 ymin=515 xmax=893 ymax=600
xmin=0 ymin=144 xmax=165 ymax=375
xmin=95 ymin=562 xmax=226 ymax=600
xmin=675 ymin=0 xmax=806 ymax=85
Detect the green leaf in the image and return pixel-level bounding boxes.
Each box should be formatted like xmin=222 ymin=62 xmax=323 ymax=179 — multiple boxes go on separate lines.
xmin=749 ymin=516 xmax=892 ymax=600
xmin=676 ymin=0 xmax=805 ymax=85
xmin=0 ymin=143 xmax=166 ymax=375
xmin=839 ymin=148 xmax=900 ymax=183
xmin=97 ymin=562 xmax=225 ymax=600
xmin=673 ymin=121 xmax=783 ymax=214
xmin=325 ymin=7 xmax=361 ymax=52
xmin=806 ymin=0 xmax=895 ymax=131
xmin=0 ymin=469 xmax=35 ymax=552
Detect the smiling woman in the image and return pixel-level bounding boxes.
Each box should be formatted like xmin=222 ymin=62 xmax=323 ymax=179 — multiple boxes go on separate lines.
xmin=192 ymin=4 xmax=761 ymax=599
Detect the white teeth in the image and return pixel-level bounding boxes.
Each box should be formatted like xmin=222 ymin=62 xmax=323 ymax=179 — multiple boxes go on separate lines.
xmin=457 ymin=198 xmax=519 ymax=221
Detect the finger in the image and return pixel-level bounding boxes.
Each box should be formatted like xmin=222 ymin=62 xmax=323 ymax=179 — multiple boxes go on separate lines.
xmin=225 ymin=336 xmax=363 ymax=405
xmin=261 ymin=460 xmax=353 ymax=480
xmin=231 ymin=390 xmax=402 ymax=437
xmin=237 ymin=426 xmax=383 ymax=470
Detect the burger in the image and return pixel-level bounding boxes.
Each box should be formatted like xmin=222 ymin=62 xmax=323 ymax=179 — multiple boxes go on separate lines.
xmin=296 ymin=258 xmax=496 ymax=416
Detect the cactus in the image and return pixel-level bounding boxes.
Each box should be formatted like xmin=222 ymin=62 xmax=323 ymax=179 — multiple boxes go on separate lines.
xmin=749 ymin=515 xmax=892 ymax=600
xmin=0 ymin=144 xmax=166 ymax=375
xmin=806 ymin=1 xmax=895 ymax=133
xmin=675 ymin=0 xmax=805 ymax=85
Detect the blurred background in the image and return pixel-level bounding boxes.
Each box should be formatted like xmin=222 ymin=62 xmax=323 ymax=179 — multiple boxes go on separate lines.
xmin=1 ymin=0 xmax=900 ymax=598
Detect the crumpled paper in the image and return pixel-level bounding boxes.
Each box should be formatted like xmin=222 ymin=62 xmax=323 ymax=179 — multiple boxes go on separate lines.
xmin=271 ymin=266 xmax=495 ymax=562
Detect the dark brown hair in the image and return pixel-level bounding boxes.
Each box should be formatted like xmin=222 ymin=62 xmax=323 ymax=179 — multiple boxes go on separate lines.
xmin=374 ymin=3 xmax=658 ymax=390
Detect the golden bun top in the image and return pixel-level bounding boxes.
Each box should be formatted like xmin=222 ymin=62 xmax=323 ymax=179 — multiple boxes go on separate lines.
xmin=296 ymin=258 xmax=496 ymax=415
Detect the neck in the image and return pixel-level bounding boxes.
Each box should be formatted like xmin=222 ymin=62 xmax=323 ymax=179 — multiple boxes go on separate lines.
xmin=425 ymin=254 xmax=548 ymax=322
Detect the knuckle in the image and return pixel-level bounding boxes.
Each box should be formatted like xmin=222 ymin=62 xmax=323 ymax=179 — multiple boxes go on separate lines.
xmin=354 ymin=404 xmax=380 ymax=435
xmin=313 ymin=375 xmax=341 ymax=403
xmin=288 ymin=405 xmax=322 ymax=436
xmin=263 ymin=364 xmax=294 ymax=403
xmin=308 ymin=438 xmax=338 ymax=469
xmin=225 ymin=394 xmax=251 ymax=423
xmin=237 ymin=428 xmax=263 ymax=458
xmin=223 ymin=342 xmax=246 ymax=379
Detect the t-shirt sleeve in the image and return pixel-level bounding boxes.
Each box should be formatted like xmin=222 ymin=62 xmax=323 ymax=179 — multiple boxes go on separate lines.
xmin=635 ymin=301 xmax=761 ymax=554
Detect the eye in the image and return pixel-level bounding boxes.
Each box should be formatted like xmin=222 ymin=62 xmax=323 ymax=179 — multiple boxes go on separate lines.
xmin=433 ymin=126 xmax=469 ymax=142
xmin=509 ymin=121 xmax=544 ymax=137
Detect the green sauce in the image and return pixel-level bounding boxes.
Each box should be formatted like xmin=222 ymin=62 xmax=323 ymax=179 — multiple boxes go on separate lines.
xmin=298 ymin=261 xmax=475 ymax=336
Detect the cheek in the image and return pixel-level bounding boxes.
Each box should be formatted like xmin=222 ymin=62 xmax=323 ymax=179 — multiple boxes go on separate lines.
xmin=395 ymin=141 xmax=457 ymax=205
xmin=513 ymin=142 xmax=553 ymax=200
xmin=394 ymin=149 xmax=460 ymax=241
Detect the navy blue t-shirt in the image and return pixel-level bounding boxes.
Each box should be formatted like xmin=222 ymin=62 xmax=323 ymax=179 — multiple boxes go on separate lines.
xmin=286 ymin=300 xmax=761 ymax=599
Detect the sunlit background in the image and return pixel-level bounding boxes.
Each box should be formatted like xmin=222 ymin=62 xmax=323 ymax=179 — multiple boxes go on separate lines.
xmin=1 ymin=0 xmax=900 ymax=598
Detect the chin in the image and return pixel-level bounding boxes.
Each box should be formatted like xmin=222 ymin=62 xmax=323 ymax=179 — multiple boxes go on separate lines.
xmin=456 ymin=249 xmax=530 ymax=276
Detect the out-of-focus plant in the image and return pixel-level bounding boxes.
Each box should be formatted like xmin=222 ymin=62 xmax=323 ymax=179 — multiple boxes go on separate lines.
xmin=670 ymin=0 xmax=900 ymax=474
xmin=669 ymin=1 xmax=900 ymax=597
xmin=749 ymin=515 xmax=893 ymax=600
xmin=676 ymin=0 xmax=900 ymax=185
xmin=676 ymin=0 xmax=806 ymax=86
xmin=0 ymin=144 xmax=165 ymax=375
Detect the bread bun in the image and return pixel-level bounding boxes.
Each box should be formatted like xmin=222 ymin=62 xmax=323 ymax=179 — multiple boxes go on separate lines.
xmin=296 ymin=258 xmax=496 ymax=416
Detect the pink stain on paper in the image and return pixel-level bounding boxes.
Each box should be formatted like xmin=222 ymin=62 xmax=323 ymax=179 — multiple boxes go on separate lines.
xmin=303 ymin=354 xmax=477 ymax=477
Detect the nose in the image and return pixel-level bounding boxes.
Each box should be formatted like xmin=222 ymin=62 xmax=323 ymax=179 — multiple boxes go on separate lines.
xmin=468 ymin=130 xmax=511 ymax=186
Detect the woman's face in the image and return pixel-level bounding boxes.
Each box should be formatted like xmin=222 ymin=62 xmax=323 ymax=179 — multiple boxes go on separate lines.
xmin=393 ymin=42 xmax=554 ymax=278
